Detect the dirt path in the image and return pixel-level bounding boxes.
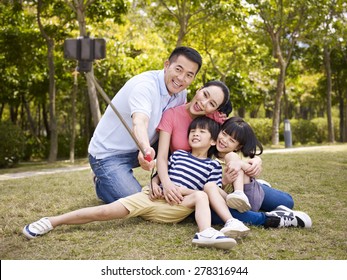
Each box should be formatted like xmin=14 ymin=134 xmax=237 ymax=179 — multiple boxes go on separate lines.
xmin=0 ymin=165 xmax=90 ymax=181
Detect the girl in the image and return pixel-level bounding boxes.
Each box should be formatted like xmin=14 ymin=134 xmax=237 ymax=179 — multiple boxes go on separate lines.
xmin=210 ymin=117 xmax=312 ymax=228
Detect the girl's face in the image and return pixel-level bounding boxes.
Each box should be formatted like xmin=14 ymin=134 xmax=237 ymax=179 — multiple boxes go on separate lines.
xmin=216 ymin=130 xmax=241 ymax=154
xmin=188 ymin=85 xmax=225 ymax=117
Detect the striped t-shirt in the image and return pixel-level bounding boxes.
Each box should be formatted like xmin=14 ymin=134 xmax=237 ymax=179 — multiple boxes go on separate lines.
xmin=167 ymin=150 xmax=222 ymax=191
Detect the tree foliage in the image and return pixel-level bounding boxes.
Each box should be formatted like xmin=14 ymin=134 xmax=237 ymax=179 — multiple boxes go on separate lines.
xmin=0 ymin=0 xmax=346 ymax=163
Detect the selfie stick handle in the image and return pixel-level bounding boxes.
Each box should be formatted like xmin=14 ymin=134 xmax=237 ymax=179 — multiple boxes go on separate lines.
xmin=86 ymin=72 xmax=152 ymax=162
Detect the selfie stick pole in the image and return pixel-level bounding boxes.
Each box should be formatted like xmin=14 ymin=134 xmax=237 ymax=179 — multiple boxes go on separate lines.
xmin=85 ymin=72 xmax=152 ymax=162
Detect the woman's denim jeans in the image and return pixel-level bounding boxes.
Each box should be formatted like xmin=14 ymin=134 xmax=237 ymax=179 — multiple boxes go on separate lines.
xmin=211 ymin=182 xmax=294 ymax=226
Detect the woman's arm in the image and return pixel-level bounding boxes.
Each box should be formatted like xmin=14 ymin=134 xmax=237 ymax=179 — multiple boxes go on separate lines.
xmin=244 ymin=156 xmax=262 ymax=177
xmin=156 ymin=130 xmax=183 ymax=204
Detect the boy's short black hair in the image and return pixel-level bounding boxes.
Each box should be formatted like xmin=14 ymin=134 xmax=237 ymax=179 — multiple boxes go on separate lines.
xmin=169 ymin=46 xmax=202 ymax=74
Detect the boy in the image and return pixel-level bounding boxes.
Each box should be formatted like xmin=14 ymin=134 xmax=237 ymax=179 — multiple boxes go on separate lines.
xmin=23 ymin=117 xmax=249 ymax=249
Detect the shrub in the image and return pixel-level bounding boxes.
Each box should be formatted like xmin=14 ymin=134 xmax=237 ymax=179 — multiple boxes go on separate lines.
xmin=246 ymin=118 xmax=273 ymax=145
xmin=311 ymin=117 xmax=340 ymax=143
xmin=0 ymin=121 xmax=25 ymax=168
xmin=23 ymin=135 xmax=49 ymax=161
xmin=58 ymin=134 xmax=89 ymax=159
xmin=244 ymin=117 xmax=341 ymax=146
xmin=289 ymin=119 xmax=317 ymax=144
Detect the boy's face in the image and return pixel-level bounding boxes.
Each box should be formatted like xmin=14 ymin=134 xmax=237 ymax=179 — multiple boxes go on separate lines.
xmin=216 ymin=130 xmax=241 ymax=153
xmin=163 ymin=55 xmax=199 ymax=96
xmin=188 ymin=126 xmax=216 ymax=150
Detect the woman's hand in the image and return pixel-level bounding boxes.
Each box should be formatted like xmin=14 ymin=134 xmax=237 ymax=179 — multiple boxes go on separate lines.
xmin=222 ymin=163 xmax=240 ymax=185
xmin=244 ymin=156 xmax=262 ymax=177
xmin=162 ymin=181 xmax=184 ymax=205
xmin=149 ymin=180 xmax=163 ymax=201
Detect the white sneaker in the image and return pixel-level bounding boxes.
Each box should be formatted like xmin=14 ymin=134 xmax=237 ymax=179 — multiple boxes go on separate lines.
xmin=226 ymin=191 xmax=251 ymax=212
xmin=220 ymin=218 xmax=250 ymax=238
xmin=23 ymin=218 xmax=53 ymax=239
xmin=192 ymin=227 xmax=237 ymax=249
xmin=265 ymin=205 xmax=312 ymax=228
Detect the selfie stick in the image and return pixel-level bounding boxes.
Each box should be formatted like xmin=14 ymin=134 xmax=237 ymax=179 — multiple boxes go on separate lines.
xmin=85 ymin=72 xmax=152 ymax=162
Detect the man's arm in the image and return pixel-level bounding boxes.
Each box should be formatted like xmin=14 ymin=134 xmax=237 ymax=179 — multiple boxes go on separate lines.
xmin=133 ymin=112 xmax=156 ymax=170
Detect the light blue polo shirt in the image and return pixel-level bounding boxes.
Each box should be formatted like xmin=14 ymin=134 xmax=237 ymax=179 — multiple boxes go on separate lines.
xmin=88 ymin=70 xmax=187 ymax=159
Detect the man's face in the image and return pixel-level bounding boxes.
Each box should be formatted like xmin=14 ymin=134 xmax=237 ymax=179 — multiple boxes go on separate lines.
xmin=163 ymin=55 xmax=199 ymax=95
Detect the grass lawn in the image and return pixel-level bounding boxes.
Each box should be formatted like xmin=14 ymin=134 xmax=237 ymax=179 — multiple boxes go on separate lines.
xmin=0 ymin=144 xmax=346 ymax=260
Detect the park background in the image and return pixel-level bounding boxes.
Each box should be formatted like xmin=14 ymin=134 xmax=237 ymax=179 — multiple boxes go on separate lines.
xmin=0 ymin=0 xmax=347 ymax=167
xmin=0 ymin=0 xmax=346 ymax=262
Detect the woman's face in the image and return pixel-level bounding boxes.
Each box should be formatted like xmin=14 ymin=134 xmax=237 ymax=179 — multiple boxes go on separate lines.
xmin=216 ymin=130 xmax=241 ymax=154
xmin=188 ymin=85 xmax=225 ymax=117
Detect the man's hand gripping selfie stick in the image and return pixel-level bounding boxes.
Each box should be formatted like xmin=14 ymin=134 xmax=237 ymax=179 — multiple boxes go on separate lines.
xmin=85 ymin=72 xmax=152 ymax=162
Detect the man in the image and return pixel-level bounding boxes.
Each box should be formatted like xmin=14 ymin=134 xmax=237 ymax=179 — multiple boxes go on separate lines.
xmin=88 ymin=46 xmax=202 ymax=203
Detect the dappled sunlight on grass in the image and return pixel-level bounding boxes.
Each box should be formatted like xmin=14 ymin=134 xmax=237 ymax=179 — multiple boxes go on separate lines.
xmin=0 ymin=145 xmax=346 ymax=259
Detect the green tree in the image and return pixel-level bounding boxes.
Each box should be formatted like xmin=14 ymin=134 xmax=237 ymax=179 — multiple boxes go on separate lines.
xmin=37 ymin=0 xmax=59 ymax=162
xmin=309 ymin=0 xmax=346 ymax=142
xmin=64 ymin=0 xmax=128 ymax=128
xmin=249 ymin=0 xmax=312 ymax=145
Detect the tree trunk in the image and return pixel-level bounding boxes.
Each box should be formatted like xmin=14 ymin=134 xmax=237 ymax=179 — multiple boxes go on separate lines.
xmin=323 ymin=46 xmax=334 ymax=143
xmin=73 ymin=0 xmax=101 ymax=128
xmin=0 ymin=103 xmax=4 ymax=120
xmin=10 ymin=105 xmax=18 ymax=123
xmin=47 ymin=40 xmax=58 ymax=162
xmin=86 ymin=69 xmax=101 ymax=127
xmin=271 ymin=66 xmax=285 ymax=146
xmin=70 ymin=72 xmax=78 ymax=163
xmin=237 ymin=107 xmax=245 ymax=118
xmin=340 ymin=85 xmax=347 ymax=143
xmin=23 ymin=94 xmax=37 ymax=137
xmin=37 ymin=0 xmax=58 ymax=162
xmin=268 ymin=29 xmax=288 ymax=146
